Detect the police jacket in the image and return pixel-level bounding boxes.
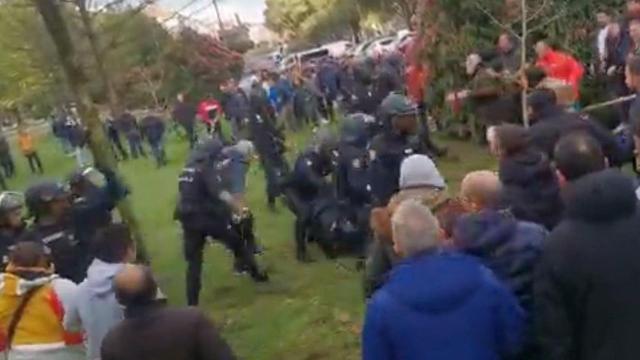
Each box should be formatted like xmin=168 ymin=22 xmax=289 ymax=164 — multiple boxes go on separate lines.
xmin=221 ymin=90 xmax=250 ymax=120
xmin=176 ymin=156 xmax=233 ymax=225
xmin=369 ymin=133 xmax=422 ymax=206
xmin=71 ymin=169 xmax=128 ymax=251
xmin=248 ymin=114 xmax=285 ymax=159
xmin=0 ymin=224 xmax=25 ymax=268
xmin=23 ymin=220 xmax=83 ymax=283
xmin=336 ymin=143 xmax=371 ymax=206
xmin=287 ymin=150 xmax=333 ymax=202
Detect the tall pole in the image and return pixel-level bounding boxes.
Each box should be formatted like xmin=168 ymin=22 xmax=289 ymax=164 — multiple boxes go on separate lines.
xmin=212 ymin=0 xmax=224 ymax=31
xmin=32 ymin=0 xmax=149 ymax=262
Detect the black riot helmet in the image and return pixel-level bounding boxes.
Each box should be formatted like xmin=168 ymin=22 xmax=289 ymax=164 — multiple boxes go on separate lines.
xmin=313 ymin=127 xmax=339 ymax=158
xmin=0 ymin=192 xmax=25 ymax=227
xmin=378 ymin=93 xmax=419 ymax=135
xmin=25 ymin=181 xmax=70 ymax=220
xmin=341 ymin=113 xmax=372 ymax=148
xmin=187 ymin=138 xmax=224 ymax=166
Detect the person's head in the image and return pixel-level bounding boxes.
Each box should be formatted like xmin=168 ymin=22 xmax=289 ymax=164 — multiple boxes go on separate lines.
xmin=535 ymin=40 xmax=551 ymax=58
xmin=628 ymin=0 xmax=640 ymax=17
xmin=596 ymin=12 xmax=612 ymax=27
xmin=488 ymin=124 xmax=530 ymax=159
xmin=93 ymin=224 xmax=136 ymax=264
xmin=630 ymin=19 xmax=640 ymax=43
xmin=527 ymin=88 xmax=558 ymax=122
xmin=399 ymin=154 xmax=446 ymax=190
xmin=25 ymin=182 xmax=71 ymax=222
xmin=554 ymin=132 xmax=607 ymax=187
xmin=0 ymin=192 xmax=24 ymax=229
xmin=6 ymin=242 xmax=52 ymax=275
xmin=379 ymin=93 xmax=419 ymax=136
xmin=608 ymin=22 xmax=622 ymax=38
xmin=466 ymin=53 xmax=483 ymax=76
xmin=497 ymin=34 xmax=513 ymax=52
xmin=114 ymin=265 xmax=158 ymax=308
xmin=625 ymin=55 xmax=640 ymax=90
xmin=459 ymin=171 xmax=502 ymax=212
xmin=391 ymin=199 xmax=443 ymax=257
xmin=176 ymin=93 xmax=184 ymax=102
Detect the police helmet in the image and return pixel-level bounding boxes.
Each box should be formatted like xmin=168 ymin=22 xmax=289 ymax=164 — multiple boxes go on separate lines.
xmin=0 ymin=192 xmax=24 ymax=215
xmin=341 ymin=113 xmax=371 ymax=147
xmin=313 ymin=127 xmax=338 ymax=155
xmin=187 ymin=138 xmax=224 ymax=165
xmin=379 ymin=93 xmax=419 ymax=134
xmin=25 ymin=181 xmax=69 ymax=218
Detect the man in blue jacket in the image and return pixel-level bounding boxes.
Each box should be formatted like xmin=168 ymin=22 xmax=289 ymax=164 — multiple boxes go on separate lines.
xmin=363 ymin=199 xmax=524 ymax=360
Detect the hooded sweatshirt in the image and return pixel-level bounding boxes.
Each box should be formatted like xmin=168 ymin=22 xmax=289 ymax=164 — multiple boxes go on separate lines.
xmin=64 ymin=259 xmax=125 ymax=360
xmin=363 ymin=251 xmax=524 ymax=360
xmin=0 ymin=272 xmax=83 ymax=360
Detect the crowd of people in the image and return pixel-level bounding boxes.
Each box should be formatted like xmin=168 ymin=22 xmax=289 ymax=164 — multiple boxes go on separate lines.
xmin=2 ymin=1 xmax=640 ymax=359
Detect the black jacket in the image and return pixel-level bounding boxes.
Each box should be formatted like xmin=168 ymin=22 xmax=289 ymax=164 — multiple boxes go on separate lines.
xmin=101 ymin=304 xmax=235 ymax=360
xmin=499 ymin=149 xmax=563 ymax=230
xmin=535 ymin=169 xmax=640 ymax=360
xmin=529 ymin=105 xmax=622 ymax=166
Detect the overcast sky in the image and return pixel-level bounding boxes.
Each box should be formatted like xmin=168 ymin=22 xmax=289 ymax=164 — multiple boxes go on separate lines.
xmin=160 ymin=0 xmax=266 ymax=24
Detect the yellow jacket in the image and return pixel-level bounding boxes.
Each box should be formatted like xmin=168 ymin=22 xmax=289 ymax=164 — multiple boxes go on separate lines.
xmin=0 ymin=273 xmax=83 ymax=359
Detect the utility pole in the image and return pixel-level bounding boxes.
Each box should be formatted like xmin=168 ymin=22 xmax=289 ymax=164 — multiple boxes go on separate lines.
xmin=32 ymin=0 xmax=149 ymax=262
xmin=212 ymin=0 xmax=224 ymax=31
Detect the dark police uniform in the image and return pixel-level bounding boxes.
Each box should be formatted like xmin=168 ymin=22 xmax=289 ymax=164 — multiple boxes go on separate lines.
xmin=176 ymin=140 xmax=267 ymax=306
xmin=0 ymin=192 xmax=27 ymax=268
xmin=140 ymin=115 xmax=167 ymax=167
xmin=368 ymin=93 xmax=426 ymax=206
xmin=248 ymin=87 xmax=290 ymax=208
xmin=23 ymin=182 xmax=85 ymax=283
xmin=284 ymin=147 xmax=335 ymax=261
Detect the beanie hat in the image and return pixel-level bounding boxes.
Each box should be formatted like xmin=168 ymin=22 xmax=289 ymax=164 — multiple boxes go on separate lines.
xmin=399 ymin=154 xmax=446 ymax=189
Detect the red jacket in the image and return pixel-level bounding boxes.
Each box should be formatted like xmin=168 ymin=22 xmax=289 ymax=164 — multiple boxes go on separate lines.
xmin=536 ymin=50 xmax=584 ymax=99
xmin=197 ymin=99 xmax=222 ymax=126
xmin=404 ymin=35 xmax=429 ymax=104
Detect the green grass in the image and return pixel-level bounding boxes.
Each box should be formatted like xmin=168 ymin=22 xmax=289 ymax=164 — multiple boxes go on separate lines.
xmin=7 ymin=128 xmax=494 ymax=360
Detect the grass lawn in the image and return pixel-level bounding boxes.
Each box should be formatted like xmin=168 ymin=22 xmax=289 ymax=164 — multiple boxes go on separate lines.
xmin=8 ymin=127 xmax=495 ymax=360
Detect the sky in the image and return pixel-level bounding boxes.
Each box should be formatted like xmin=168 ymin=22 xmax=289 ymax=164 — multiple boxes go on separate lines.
xmin=161 ymin=0 xmax=267 ymax=24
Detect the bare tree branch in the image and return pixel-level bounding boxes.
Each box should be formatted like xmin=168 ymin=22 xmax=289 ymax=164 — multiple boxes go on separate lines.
xmin=473 ymin=2 xmax=521 ymax=39
xmin=528 ymin=6 xmax=568 ymax=33
xmin=526 ymin=0 xmax=549 ymax=22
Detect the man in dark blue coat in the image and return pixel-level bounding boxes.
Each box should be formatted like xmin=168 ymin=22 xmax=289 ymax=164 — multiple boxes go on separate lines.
xmin=140 ymin=114 xmax=167 ymax=167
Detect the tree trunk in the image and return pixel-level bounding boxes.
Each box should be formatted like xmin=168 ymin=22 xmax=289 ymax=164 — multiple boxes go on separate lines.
xmin=77 ymin=0 xmax=121 ymax=117
xmin=520 ymin=0 xmax=529 ymax=127
xmin=521 ymin=0 xmax=529 ymax=127
xmin=32 ymin=0 xmax=149 ymax=262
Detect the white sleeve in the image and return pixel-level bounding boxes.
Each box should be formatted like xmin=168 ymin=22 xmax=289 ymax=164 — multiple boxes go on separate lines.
xmin=598 ymin=27 xmax=608 ymax=59
xmin=53 ymin=278 xmax=82 ymax=331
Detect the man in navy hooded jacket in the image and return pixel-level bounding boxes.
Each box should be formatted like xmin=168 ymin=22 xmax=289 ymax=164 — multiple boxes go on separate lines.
xmin=363 ymin=199 xmax=524 ymax=360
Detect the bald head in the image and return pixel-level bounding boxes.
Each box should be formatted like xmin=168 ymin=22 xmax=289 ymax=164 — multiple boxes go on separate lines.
xmin=114 ymin=265 xmax=157 ymax=307
xmin=460 ymin=171 xmax=502 ymax=210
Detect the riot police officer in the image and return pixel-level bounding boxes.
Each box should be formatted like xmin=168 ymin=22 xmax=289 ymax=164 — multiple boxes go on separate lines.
xmin=248 ymin=85 xmax=289 ymax=210
xmin=336 ymin=113 xmax=373 ymax=207
xmin=369 ymin=93 xmax=427 ymax=206
xmin=282 ymin=129 xmax=337 ymax=262
xmin=176 ymin=139 xmax=268 ymax=306
xmin=68 ymin=166 xmax=129 ymax=264
xmin=23 ymin=182 xmax=85 ymax=283
xmin=0 ymin=192 xmax=27 ymax=267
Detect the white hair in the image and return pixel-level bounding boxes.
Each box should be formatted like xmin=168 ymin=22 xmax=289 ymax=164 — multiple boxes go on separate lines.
xmin=391 ymin=199 xmax=440 ymax=257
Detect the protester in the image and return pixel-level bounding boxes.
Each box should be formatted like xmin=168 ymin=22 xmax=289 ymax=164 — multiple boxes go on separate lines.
xmin=17 ymin=127 xmax=43 ymax=175
xmin=100 ymin=265 xmax=236 ymax=360
xmin=104 ymin=118 xmax=128 ymax=161
xmin=553 ymin=132 xmax=607 ymax=187
xmin=527 ymin=89 xmax=622 ymax=165
xmin=454 ymin=171 xmax=547 ymax=316
xmin=362 ymin=200 xmax=524 ymax=360
xmin=172 ymin=93 xmax=198 ymax=149
xmin=140 ymin=114 xmax=167 ymax=168
xmin=65 ymin=224 xmax=136 ymax=360
xmin=116 ymin=111 xmax=145 ymax=160
xmin=0 ymin=132 xmax=15 ymax=179
xmin=491 ymin=124 xmax=563 ymax=230
xmin=535 ymin=170 xmax=640 ymax=360
xmin=0 ymin=242 xmax=84 ymax=360
xmin=625 ymin=55 xmax=640 ymax=170
xmin=364 ymin=154 xmax=448 ymax=298
xmin=535 ymin=40 xmax=585 ymax=102
xmin=197 ymin=95 xmax=222 ymax=135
